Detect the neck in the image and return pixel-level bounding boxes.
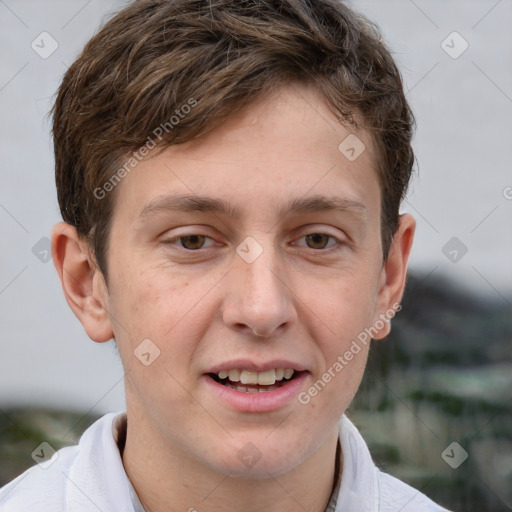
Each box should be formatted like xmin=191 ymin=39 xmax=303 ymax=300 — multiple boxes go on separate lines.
xmin=120 ymin=412 xmax=341 ymax=512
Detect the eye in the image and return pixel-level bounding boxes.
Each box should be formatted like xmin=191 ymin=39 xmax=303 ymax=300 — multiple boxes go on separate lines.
xmin=297 ymin=233 xmax=340 ymax=250
xmin=166 ymin=234 xmax=216 ymax=250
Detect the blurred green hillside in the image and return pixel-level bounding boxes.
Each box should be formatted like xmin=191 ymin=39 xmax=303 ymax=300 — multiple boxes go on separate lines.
xmin=1 ymin=272 xmax=511 ymax=511
xmin=350 ymin=272 xmax=512 ymax=511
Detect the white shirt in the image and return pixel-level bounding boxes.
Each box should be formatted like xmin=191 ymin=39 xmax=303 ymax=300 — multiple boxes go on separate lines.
xmin=0 ymin=411 xmax=451 ymax=512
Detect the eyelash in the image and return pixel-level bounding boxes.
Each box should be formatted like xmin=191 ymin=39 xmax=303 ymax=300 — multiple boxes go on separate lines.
xmin=163 ymin=233 xmax=343 ymax=252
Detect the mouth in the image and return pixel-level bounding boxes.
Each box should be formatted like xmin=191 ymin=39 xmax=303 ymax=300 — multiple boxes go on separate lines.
xmin=203 ymin=365 xmax=310 ymax=412
xmin=207 ymin=368 xmax=305 ymax=393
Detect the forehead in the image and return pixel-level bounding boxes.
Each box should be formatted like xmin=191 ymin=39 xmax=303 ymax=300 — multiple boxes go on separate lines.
xmin=111 ymin=83 xmax=380 ymax=224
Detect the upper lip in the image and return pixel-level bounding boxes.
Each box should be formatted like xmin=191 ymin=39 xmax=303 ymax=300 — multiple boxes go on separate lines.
xmin=206 ymin=359 xmax=308 ymax=374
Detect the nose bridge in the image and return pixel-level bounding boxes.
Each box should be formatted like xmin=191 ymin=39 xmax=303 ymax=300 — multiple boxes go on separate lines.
xmin=223 ymin=237 xmax=295 ymax=336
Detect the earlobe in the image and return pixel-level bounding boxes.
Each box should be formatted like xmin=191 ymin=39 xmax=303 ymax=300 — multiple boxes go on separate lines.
xmin=51 ymin=221 xmax=114 ymax=343
xmin=372 ymin=214 xmax=416 ymax=340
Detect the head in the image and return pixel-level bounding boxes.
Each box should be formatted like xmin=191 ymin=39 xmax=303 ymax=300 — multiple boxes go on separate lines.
xmin=51 ymin=0 xmax=415 ymax=478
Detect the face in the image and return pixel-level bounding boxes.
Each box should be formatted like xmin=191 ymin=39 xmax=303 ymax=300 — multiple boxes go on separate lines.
xmin=91 ymin=84 xmax=407 ymax=477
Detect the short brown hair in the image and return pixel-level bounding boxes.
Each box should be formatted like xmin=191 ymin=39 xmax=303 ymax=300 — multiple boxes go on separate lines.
xmin=52 ymin=0 xmax=415 ymax=281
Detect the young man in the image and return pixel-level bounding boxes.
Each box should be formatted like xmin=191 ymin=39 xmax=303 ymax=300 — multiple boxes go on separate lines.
xmin=0 ymin=0 xmax=451 ymax=511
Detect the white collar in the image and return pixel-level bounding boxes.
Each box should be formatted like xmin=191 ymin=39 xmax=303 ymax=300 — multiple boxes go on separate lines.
xmin=108 ymin=411 xmax=377 ymax=512
xmin=0 ymin=410 xmax=450 ymax=511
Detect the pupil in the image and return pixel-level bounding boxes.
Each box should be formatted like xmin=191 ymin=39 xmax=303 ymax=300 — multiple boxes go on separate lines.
xmin=306 ymin=233 xmax=328 ymax=249
xmin=182 ymin=235 xmax=204 ymax=250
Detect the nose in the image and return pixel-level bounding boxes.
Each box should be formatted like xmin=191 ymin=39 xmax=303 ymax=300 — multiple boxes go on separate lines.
xmin=221 ymin=244 xmax=297 ymax=338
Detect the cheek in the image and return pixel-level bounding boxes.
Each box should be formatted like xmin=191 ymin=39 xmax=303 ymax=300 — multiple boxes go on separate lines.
xmin=110 ymin=265 xmax=218 ymax=370
xmin=113 ymin=260 xmax=185 ymax=319
xmin=299 ymin=347 xmax=369 ymax=440
xmin=298 ymin=274 xmax=376 ymax=409
xmin=305 ymin=272 xmax=379 ymax=340
xmin=105 ymin=262 xmax=175 ymax=360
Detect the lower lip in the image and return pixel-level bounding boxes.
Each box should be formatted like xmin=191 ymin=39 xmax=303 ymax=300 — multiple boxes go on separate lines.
xmin=202 ymin=372 xmax=309 ymax=413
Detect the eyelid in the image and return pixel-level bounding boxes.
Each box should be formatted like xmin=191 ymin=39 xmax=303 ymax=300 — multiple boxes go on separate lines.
xmin=293 ymin=233 xmax=343 ymax=250
xmin=294 ymin=224 xmax=346 ymax=241
xmin=161 ymin=231 xmax=219 ymax=250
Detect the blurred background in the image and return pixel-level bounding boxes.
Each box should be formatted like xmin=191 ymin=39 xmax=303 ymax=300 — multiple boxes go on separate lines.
xmin=0 ymin=1 xmax=511 ymax=510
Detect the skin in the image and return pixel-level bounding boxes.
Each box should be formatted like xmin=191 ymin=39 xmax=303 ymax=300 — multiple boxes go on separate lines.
xmin=52 ymin=83 xmax=415 ymax=512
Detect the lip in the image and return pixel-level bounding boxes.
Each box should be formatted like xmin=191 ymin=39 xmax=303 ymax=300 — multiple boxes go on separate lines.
xmin=206 ymin=359 xmax=308 ymax=374
xmin=202 ymin=370 xmax=310 ymax=413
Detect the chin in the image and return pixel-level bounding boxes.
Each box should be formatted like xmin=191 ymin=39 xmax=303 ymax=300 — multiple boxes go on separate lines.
xmin=218 ymin=460 xmax=295 ymax=480
xmin=204 ymin=442 xmax=304 ymax=480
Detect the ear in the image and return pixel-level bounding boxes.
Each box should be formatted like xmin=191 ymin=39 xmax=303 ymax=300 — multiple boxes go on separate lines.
xmin=51 ymin=221 xmax=114 ymax=343
xmin=372 ymin=214 xmax=415 ymax=340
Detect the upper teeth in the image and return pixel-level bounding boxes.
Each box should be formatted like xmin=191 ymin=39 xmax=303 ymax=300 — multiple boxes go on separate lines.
xmin=217 ymin=368 xmax=295 ymax=385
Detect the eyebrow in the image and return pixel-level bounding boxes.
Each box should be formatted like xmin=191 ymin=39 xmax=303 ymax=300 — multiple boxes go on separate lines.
xmin=136 ymin=193 xmax=366 ymax=223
